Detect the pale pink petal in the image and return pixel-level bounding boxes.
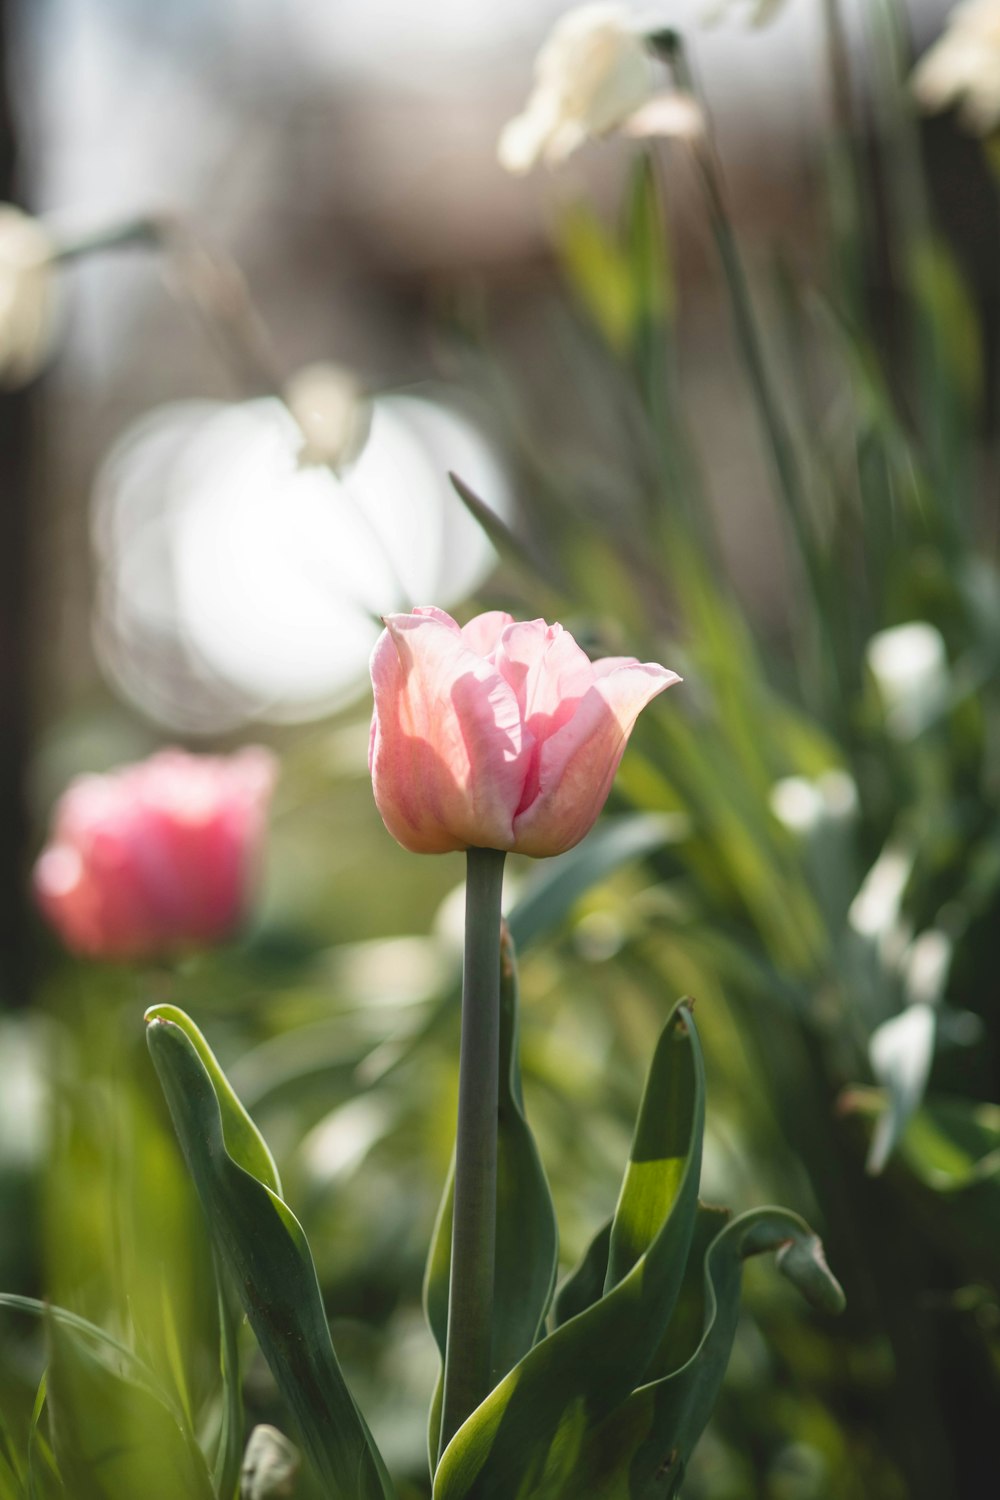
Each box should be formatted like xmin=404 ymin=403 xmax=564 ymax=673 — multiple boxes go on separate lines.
xmin=369 ymin=612 xmax=530 ymax=853
xmin=460 ymin=611 xmax=515 ymax=659
xmin=512 ymin=662 xmax=680 ymax=856
xmin=494 ymin=620 xmax=595 ymax=738
xmin=410 ymin=605 xmax=462 ymax=631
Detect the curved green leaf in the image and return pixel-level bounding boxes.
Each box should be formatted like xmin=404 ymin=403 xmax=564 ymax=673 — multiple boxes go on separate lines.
xmin=146 ymin=1011 xmax=394 ymax=1500
xmin=144 ymin=1004 xmax=281 ymax=1195
xmin=508 ymin=814 xmax=686 ymax=954
xmin=46 ymin=1315 xmax=215 ymax=1500
xmin=568 ymin=1207 xmax=845 ymax=1499
xmin=433 ymin=1002 xmax=704 ymax=1500
xmin=552 ymin=1219 xmax=612 ymax=1329
xmin=424 ymin=926 xmax=559 ymax=1471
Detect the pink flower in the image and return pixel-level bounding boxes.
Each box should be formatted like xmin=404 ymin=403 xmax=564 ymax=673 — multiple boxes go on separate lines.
xmin=33 ymin=747 xmax=277 ymax=959
xmin=369 ymin=607 xmax=679 ymax=857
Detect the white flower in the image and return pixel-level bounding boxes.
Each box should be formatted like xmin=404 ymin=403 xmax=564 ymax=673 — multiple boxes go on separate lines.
xmin=283 ymin=361 xmax=371 ymax=471
xmin=498 ymin=4 xmax=656 ymax=173
xmin=92 ymin=394 xmax=511 ymax=731
xmin=866 ymin=621 xmax=948 ymax=737
xmin=702 ymin=0 xmax=786 ymax=23
xmin=0 ymin=205 xmax=58 ymax=388
xmin=913 ymin=0 xmax=1000 ymax=135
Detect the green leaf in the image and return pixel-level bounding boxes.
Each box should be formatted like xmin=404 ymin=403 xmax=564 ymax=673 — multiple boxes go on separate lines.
xmin=566 ymin=1207 xmax=845 ymax=1499
xmin=552 ymin=1219 xmax=612 ymax=1329
xmin=554 ymin=201 xmax=635 ymax=353
xmin=211 ymin=1265 xmax=245 ymax=1499
xmin=508 ymin=814 xmax=686 ymax=953
xmin=424 ymin=926 xmax=559 ymax=1471
xmin=46 ymin=1315 xmax=215 ymax=1500
xmin=145 ymin=1004 xmax=281 ymax=1195
xmin=626 ymin=152 xmax=673 ymax=335
xmin=433 ymin=1002 xmax=704 ymax=1500
xmin=145 ymin=1009 xmax=394 ymax=1500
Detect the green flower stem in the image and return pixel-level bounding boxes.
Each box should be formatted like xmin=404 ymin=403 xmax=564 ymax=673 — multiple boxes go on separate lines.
xmin=438 ymin=845 xmax=507 ymax=1461
xmin=52 ymin=215 xmax=165 ymax=262
xmin=651 ymin=29 xmax=842 ymax=710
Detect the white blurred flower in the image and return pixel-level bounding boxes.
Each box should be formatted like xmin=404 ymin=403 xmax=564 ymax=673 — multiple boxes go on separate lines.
xmin=866 ymin=621 xmax=948 ymax=737
xmin=623 ymin=90 xmax=705 ymax=142
xmin=770 ymin=768 xmax=858 ymax=835
xmin=703 ymin=0 xmax=787 ymax=24
xmin=0 ymin=205 xmax=58 ymax=388
xmin=913 ymin=0 xmax=1000 ymax=135
xmin=498 ymin=4 xmax=656 ymax=173
xmin=283 ymin=361 xmax=371 ymax=471
xmin=92 ymin=393 xmax=511 ymax=732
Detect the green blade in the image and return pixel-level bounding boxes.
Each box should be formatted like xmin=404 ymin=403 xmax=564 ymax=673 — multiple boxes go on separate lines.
xmin=552 ymin=1219 xmax=612 ymax=1329
xmin=424 ymin=926 xmax=559 ymax=1472
xmin=567 ymin=1207 xmax=845 ymax=1499
xmin=146 ymin=1010 xmax=394 ymax=1500
xmin=46 ymin=1315 xmax=215 ymax=1500
xmin=508 ymin=813 xmax=685 ymax=953
xmin=432 ymin=1002 xmax=704 ymax=1500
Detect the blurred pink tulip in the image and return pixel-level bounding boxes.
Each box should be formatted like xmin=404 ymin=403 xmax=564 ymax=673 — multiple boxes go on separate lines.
xmin=369 ymin=607 xmax=679 ymax=857
xmin=33 ymin=747 xmax=277 ymax=959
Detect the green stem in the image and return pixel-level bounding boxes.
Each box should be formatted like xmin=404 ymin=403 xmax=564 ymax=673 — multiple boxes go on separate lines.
xmin=651 ymin=30 xmax=842 ymax=710
xmin=438 ymin=845 xmax=506 ymax=1460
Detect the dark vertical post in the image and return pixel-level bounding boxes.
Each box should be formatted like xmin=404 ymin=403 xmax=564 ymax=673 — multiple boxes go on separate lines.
xmin=0 ymin=0 xmax=36 ymax=1009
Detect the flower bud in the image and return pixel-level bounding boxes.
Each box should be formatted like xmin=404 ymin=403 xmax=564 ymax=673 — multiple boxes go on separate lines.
xmin=283 ymin=361 xmax=371 ymax=471
xmin=369 ymin=607 xmax=679 ymax=857
xmin=33 ymin=747 xmax=277 ymax=959
xmin=498 ymin=4 xmax=656 ymax=173
xmin=0 ymin=205 xmax=58 ymax=388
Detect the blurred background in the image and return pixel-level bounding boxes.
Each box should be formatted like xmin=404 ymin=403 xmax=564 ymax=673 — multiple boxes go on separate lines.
xmin=3 ymin=1 xmax=1000 ymax=1498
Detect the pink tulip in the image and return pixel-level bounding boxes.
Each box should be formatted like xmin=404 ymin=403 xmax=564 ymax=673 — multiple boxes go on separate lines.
xmin=369 ymin=607 xmax=680 ymax=857
xmin=33 ymin=747 xmax=277 ymax=959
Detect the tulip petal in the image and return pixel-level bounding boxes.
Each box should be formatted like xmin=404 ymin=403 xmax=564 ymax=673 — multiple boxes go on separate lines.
xmin=512 ymin=662 xmax=679 ymax=856
xmin=495 ymin=621 xmax=594 ymax=738
xmin=370 ymin=613 xmax=529 ymax=853
xmin=460 ymin=611 xmax=515 ymax=659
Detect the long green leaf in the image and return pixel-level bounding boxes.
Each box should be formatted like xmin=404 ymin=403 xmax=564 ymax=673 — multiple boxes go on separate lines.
xmin=566 ymin=1207 xmax=845 ymax=1499
xmin=145 ymin=1003 xmax=281 ymax=1194
xmin=508 ymin=813 xmax=686 ymax=953
xmin=424 ymin=926 xmax=559 ymax=1471
xmin=146 ymin=1010 xmax=394 ymax=1500
xmin=433 ymin=1002 xmax=704 ymax=1500
xmin=46 ymin=1315 xmax=215 ymax=1500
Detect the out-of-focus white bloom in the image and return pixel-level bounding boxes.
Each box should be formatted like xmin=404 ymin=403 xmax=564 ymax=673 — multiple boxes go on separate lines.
xmin=241 ymin=1426 xmax=300 ymax=1500
xmin=92 ymin=394 xmax=511 ymax=732
xmin=623 ymin=90 xmax=705 ymax=141
xmin=702 ymin=0 xmax=787 ymax=24
xmin=498 ymin=4 xmax=655 ymax=173
xmin=866 ymin=621 xmax=948 ymax=737
xmin=848 ymin=841 xmax=914 ymax=942
xmin=770 ymin=768 xmax=858 ymax=835
xmin=0 ymin=205 xmax=58 ymax=388
xmin=283 ymin=361 xmax=371 ymax=471
xmin=913 ymin=0 xmax=1000 ymax=135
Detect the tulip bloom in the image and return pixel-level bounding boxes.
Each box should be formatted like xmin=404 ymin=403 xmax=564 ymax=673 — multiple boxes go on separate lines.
xmin=33 ymin=747 xmax=277 ymax=959
xmin=369 ymin=607 xmax=679 ymax=857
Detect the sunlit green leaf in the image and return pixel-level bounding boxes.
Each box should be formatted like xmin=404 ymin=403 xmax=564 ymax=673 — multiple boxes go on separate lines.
xmin=564 ymin=1207 xmax=844 ymax=1498
xmin=146 ymin=1010 xmax=394 ymax=1500
xmin=508 ymin=814 xmax=686 ymax=953
xmin=555 ymin=202 xmax=635 ymax=353
xmin=433 ymin=1002 xmax=703 ymax=1499
xmin=46 ymin=1315 xmax=215 ymax=1500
